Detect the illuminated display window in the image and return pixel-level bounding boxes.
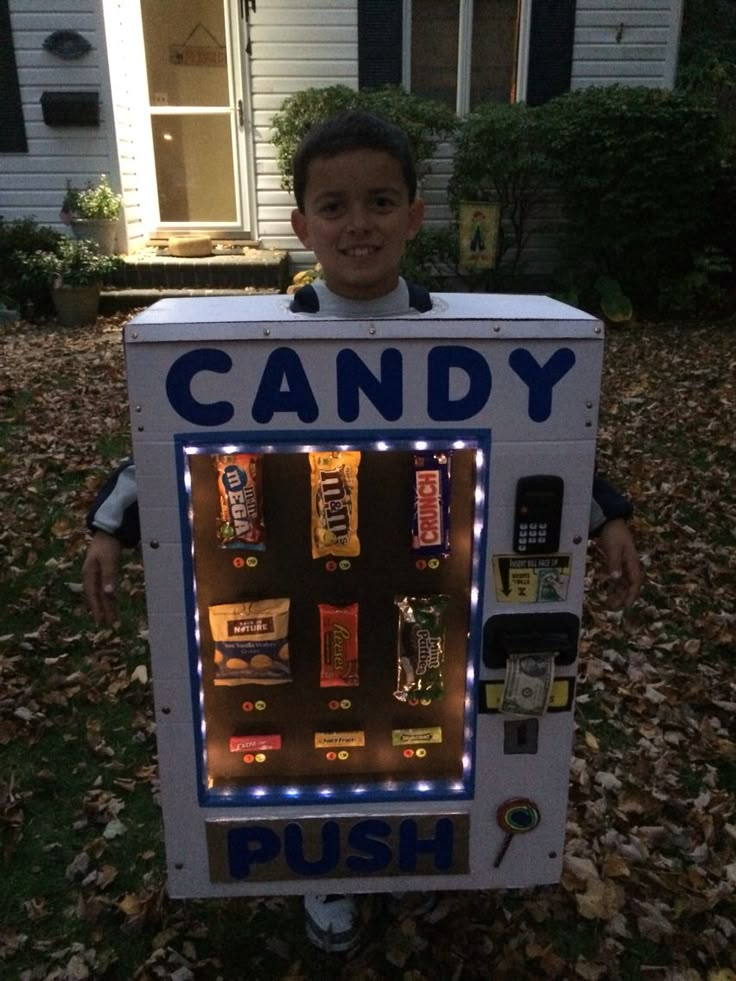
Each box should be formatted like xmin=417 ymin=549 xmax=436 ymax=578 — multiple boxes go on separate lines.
xmin=176 ymin=431 xmax=490 ymax=806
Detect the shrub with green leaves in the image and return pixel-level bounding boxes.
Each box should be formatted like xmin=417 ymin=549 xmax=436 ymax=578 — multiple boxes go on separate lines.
xmin=0 ymin=217 xmax=64 ymax=312
xmin=447 ymin=102 xmax=554 ymax=283
xmin=62 ymin=174 xmax=122 ymax=220
xmin=543 ymin=85 xmax=724 ymax=315
xmin=17 ymin=237 xmax=122 ymax=290
xmin=271 ymin=84 xmax=457 ymax=196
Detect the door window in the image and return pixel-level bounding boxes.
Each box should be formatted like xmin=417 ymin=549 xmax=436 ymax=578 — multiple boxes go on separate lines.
xmin=140 ymin=0 xmax=246 ymax=227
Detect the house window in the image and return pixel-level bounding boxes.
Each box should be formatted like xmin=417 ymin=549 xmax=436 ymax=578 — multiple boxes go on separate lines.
xmin=0 ymin=0 xmax=28 ymax=152
xmin=407 ymin=0 xmax=523 ymax=113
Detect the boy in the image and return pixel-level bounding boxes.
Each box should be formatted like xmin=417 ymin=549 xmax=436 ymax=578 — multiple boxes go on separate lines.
xmin=83 ymin=111 xmax=641 ymax=952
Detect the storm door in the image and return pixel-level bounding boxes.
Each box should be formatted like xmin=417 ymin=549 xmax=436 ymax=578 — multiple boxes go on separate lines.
xmin=140 ymin=0 xmax=253 ymax=234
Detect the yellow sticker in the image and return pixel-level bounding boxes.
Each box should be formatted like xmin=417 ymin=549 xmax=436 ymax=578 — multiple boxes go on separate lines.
xmin=482 ymin=678 xmax=573 ymax=711
xmin=391 ymin=726 xmax=443 ymax=746
xmin=314 ymin=731 xmax=365 ymax=748
xmin=493 ymin=555 xmax=572 ymax=603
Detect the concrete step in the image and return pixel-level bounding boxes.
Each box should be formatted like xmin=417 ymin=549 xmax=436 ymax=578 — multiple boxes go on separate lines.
xmin=99 ymin=285 xmax=280 ymax=313
xmin=106 ymin=246 xmax=290 ymax=294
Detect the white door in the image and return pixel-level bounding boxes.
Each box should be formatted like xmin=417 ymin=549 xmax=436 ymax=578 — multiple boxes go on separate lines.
xmin=139 ymin=0 xmax=254 ymax=235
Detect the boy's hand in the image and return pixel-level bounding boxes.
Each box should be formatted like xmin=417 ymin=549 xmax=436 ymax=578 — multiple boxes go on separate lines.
xmin=82 ymin=530 xmax=122 ymax=625
xmin=596 ymin=518 xmax=642 ymax=610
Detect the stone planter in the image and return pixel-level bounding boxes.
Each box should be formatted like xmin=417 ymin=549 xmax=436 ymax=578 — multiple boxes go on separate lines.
xmin=71 ymin=218 xmax=119 ymax=255
xmin=51 ymin=283 xmax=101 ymax=326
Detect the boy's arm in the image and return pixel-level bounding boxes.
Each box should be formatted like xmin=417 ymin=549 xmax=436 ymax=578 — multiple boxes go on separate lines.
xmin=589 ymin=474 xmax=641 ymax=610
xmin=83 ymin=461 xmax=140 ymax=624
xmin=86 ymin=460 xmax=140 ymax=546
xmin=589 ymin=474 xmax=633 ymax=534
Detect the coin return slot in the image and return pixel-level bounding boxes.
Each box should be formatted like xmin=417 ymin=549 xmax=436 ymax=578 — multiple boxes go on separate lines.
xmin=503 ymin=719 xmax=539 ymax=755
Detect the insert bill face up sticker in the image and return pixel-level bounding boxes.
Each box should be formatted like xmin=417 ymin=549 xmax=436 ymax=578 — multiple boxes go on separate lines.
xmin=493 ymin=555 xmax=571 ymax=603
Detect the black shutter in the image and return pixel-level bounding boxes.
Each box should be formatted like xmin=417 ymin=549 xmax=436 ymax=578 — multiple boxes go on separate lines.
xmin=358 ymin=0 xmax=403 ymax=88
xmin=0 ymin=0 xmax=27 ymax=152
xmin=526 ymin=0 xmax=576 ymax=106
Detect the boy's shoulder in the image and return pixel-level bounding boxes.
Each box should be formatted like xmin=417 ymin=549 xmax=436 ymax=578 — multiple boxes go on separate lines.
xmin=289 ymin=281 xmax=432 ymax=315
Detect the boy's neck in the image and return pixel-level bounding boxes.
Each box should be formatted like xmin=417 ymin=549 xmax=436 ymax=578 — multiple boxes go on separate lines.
xmin=321 ymin=276 xmax=402 ymax=303
xmin=311 ymin=278 xmax=410 ymax=316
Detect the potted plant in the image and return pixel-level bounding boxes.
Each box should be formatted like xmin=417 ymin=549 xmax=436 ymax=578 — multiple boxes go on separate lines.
xmin=17 ymin=237 xmax=122 ymax=326
xmin=61 ymin=174 xmax=123 ymax=255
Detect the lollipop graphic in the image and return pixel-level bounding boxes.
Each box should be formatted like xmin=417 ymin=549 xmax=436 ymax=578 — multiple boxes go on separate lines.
xmin=493 ymin=798 xmax=541 ymax=868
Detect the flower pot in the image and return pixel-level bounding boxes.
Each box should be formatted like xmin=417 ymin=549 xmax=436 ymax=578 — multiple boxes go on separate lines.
xmin=51 ymin=283 xmax=101 ymax=326
xmin=71 ymin=218 xmax=118 ymax=255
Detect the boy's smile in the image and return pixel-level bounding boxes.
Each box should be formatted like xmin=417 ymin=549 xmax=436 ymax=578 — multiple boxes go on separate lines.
xmin=291 ymin=149 xmax=425 ymax=301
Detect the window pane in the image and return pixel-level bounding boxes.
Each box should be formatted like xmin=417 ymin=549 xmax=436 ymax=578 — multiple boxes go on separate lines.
xmin=152 ymin=115 xmax=236 ymax=222
xmin=142 ymin=0 xmax=229 ymax=108
xmin=470 ymin=0 xmax=520 ymax=108
xmin=411 ymin=0 xmax=459 ymax=109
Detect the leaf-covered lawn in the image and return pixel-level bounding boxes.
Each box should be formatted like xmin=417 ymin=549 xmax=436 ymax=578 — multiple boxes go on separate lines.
xmin=0 ymin=312 xmax=734 ymax=981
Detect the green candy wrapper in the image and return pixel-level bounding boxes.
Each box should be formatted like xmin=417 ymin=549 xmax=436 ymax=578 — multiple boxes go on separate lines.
xmin=394 ymin=594 xmax=450 ymax=702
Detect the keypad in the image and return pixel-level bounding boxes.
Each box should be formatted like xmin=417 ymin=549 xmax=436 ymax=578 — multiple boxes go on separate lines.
xmin=516 ymin=522 xmax=549 ymax=551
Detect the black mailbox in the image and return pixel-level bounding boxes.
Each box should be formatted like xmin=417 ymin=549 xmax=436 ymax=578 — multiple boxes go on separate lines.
xmin=40 ymin=91 xmax=100 ymax=127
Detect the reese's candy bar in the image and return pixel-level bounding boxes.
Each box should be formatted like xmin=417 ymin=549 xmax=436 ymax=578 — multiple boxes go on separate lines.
xmin=209 ymin=598 xmax=291 ymax=685
xmin=411 ymin=452 xmax=452 ymax=556
xmin=216 ymin=454 xmax=265 ymax=549
xmin=309 ymin=451 xmax=360 ymax=558
xmin=394 ymin=594 xmax=450 ymax=702
xmin=319 ymin=602 xmax=359 ymax=687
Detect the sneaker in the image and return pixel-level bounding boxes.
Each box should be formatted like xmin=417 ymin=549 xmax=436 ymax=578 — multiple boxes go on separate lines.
xmin=304 ymin=893 xmax=361 ymax=953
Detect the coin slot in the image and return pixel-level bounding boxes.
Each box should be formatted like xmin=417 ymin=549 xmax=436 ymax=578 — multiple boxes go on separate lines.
xmin=503 ymin=719 xmax=539 ymax=755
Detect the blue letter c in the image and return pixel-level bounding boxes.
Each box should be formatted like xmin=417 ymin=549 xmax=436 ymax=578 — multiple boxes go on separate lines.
xmin=166 ymin=349 xmax=234 ymax=426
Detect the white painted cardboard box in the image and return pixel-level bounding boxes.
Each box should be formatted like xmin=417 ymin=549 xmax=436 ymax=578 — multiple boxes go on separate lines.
xmin=124 ymin=293 xmax=603 ymax=897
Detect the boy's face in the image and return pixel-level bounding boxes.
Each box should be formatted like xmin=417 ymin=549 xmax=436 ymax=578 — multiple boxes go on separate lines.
xmin=291 ymin=149 xmax=424 ymax=301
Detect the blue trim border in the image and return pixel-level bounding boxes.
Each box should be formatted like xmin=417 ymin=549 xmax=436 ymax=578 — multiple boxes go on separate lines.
xmin=174 ymin=429 xmax=491 ymax=808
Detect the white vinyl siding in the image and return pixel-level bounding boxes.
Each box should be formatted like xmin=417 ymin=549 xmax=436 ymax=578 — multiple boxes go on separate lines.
xmin=572 ymin=0 xmax=683 ymax=90
xmin=249 ymin=0 xmax=358 ymax=263
xmin=0 ymin=1 xmax=115 ymax=227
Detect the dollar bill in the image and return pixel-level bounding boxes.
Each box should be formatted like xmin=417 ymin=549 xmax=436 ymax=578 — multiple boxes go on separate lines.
xmin=500 ymin=652 xmax=555 ymax=716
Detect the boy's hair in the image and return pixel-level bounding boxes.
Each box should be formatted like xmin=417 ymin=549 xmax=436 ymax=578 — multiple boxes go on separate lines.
xmin=292 ymin=110 xmax=418 ymax=211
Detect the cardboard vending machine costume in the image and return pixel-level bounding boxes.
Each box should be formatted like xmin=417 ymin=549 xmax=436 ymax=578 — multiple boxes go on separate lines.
xmin=124 ymin=293 xmax=603 ymax=898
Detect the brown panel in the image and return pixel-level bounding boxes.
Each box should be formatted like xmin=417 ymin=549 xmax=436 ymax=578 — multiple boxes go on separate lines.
xmin=187 ymin=447 xmax=478 ymax=794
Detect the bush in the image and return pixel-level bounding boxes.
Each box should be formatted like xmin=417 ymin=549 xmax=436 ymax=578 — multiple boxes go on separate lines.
xmin=17 ymin=237 xmax=122 ymax=289
xmin=0 ymin=217 xmax=64 ymax=313
xmin=543 ymin=86 xmax=724 ymax=316
xmin=447 ymin=102 xmax=554 ymax=284
xmin=401 ymin=225 xmax=460 ymax=291
xmin=271 ymin=84 xmax=457 ymax=196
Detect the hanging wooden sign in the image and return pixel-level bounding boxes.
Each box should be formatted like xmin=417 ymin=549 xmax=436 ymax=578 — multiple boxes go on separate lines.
xmin=169 ymin=45 xmax=226 ymax=67
xmin=170 ymin=23 xmax=226 ymax=67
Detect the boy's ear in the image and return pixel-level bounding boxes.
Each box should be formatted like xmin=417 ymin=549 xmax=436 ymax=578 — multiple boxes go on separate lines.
xmin=291 ymin=208 xmax=311 ymax=248
xmin=406 ymin=198 xmax=425 ymax=241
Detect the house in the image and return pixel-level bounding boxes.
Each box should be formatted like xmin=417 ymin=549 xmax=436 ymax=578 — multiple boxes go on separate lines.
xmin=1 ymin=0 xmax=684 ymax=279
